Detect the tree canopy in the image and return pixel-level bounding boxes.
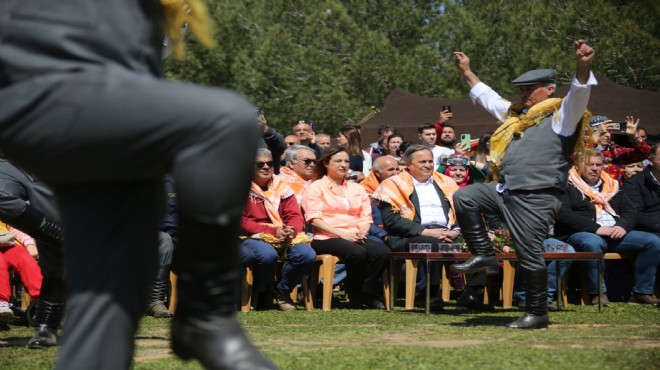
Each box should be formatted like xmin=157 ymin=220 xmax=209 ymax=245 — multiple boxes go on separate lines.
xmin=165 ymin=0 xmax=660 ymax=135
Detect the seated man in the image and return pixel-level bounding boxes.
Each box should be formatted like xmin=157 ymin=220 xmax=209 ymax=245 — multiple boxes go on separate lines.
xmin=623 ymin=143 xmax=660 ymax=236
xmin=361 ymin=156 xmax=401 ymax=243
xmin=374 ymin=145 xmax=489 ymax=310
xmin=240 ymin=149 xmax=316 ymax=310
xmin=278 ymin=145 xmax=317 ymax=204
xmin=554 ymin=150 xmax=660 ymax=305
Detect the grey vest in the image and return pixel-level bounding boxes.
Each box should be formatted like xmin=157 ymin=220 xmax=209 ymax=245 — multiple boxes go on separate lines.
xmin=0 ymin=0 xmax=164 ymax=85
xmin=500 ymin=113 xmax=577 ymax=191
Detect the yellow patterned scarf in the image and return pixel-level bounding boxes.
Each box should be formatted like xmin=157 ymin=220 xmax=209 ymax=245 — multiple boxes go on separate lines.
xmin=489 ymin=98 xmax=593 ymax=182
xmin=372 ymin=170 xmax=458 ymax=227
xmin=161 ymin=0 xmax=216 ymax=59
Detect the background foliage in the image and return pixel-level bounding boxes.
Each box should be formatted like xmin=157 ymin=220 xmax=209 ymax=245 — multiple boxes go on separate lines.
xmin=166 ymin=0 xmax=660 ymax=136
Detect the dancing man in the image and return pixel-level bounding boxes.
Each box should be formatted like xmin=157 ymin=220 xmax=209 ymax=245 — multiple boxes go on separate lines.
xmin=450 ymin=40 xmax=596 ymax=329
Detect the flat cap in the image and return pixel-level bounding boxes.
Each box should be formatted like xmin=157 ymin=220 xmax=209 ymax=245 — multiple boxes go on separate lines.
xmin=511 ymin=69 xmax=556 ymax=86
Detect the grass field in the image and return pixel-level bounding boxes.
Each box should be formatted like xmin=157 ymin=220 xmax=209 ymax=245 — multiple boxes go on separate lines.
xmin=2 ymin=297 xmax=659 ymax=370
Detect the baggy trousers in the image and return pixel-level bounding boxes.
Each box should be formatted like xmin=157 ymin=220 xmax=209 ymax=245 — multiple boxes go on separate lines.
xmin=453 ymin=184 xmax=562 ymax=303
xmin=0 ymin=65 xmax=259 ymax=369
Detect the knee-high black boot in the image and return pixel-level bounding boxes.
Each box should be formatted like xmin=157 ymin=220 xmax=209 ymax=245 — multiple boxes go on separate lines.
xmin=450 ymin=210 xmax=498 ymax=275
xmin=506 ymin=269 xmax=549 ymax=329
xmin=145 ymin=267 xmax=173 ymax=318
xmin=27 ymin=300 xmax=65 ymax=349
xmin=170 ymin=217 xmax=277 ymax=369
xmin=171 ymin=270 xmax=277 ymax=369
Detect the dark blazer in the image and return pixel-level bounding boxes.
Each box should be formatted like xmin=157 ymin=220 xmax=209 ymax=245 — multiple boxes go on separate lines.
xmin=622 ymin=168 xmax=660 ymax=233
xmin=378 ymin=181 xmax=453 ymax=251
xmin=554 ymin=180 xmax=637 ymax=241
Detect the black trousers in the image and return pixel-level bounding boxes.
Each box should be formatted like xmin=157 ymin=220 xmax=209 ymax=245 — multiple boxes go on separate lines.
xmin=0 ymin=65 xmax=259 ymax=369
xmin=311 ymin=238 xmax=390 ymax=297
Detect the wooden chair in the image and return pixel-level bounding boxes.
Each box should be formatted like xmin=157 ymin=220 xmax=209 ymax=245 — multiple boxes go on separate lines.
xmin=307 ymin=254 xmax=390 ymax=311
xmin=241 ymin=260 xmax=314 ymax=312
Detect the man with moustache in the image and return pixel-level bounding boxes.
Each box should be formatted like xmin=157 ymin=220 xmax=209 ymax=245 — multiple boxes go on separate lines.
xmin=450 ymin=40 xmax=597 ymax=329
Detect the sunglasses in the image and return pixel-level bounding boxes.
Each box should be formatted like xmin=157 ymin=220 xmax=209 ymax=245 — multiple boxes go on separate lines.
xmin=255 ymin=161 xmax=274 ymax=169
xmin=296 ymin=159 xmax=315 ymax=166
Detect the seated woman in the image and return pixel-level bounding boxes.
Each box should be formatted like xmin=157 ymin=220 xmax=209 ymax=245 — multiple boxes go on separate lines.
xmin=301 ymin=146 xmax=390 ymax=309
xmin=0 ymin=222 xmax=42 ymax=321
xmin=240 ymin=149 xmax=316 ymax=311
xmin=436 ymin=153 xmax=486 ymax=185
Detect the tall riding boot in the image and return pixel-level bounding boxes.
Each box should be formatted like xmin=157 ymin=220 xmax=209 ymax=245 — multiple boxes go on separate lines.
xmin=27 ymin=300 xmax=65 ymax=349
xmin=171 ymin=270 xmax=277 ymax=369
xmin=145 ymin=267 xmax=173 ymax=318
xmin=450 ymin=210 xmax=498 ymax=275
xmin=507 ymin=269 xmax=549 ymax=329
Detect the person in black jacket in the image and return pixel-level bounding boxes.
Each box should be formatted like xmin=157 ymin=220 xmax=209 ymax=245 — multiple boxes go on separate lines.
xmin=623 ymin=143 xmax=660 ymax=236
xmin=554 ymin=151 xmax=660 ymax=305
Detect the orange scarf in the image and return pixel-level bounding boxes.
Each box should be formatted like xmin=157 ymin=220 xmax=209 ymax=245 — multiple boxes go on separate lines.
xmin=249 ymin=177 xmax=294 ymax=227
xmin=276 ymin=167 xmax=310 ymax=205
xmin=360 ymin=171 xmax=380 ymax=195
xmin=372 ymin=170 xmax=458 ymax=226
xmin=568 ymin=167 xmax=619 ymax=217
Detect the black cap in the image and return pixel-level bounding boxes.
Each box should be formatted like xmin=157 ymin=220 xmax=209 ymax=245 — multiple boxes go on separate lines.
xmin=511 ymin=69 xmax=556 ymax=86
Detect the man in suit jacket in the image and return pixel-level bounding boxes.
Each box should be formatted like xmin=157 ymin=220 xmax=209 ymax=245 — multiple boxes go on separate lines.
xmin=374 ymin=145 xmax=494 ymax=310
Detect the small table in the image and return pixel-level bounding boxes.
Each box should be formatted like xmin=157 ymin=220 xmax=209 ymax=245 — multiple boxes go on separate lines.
xmin=388 ymin=252 xmax=603 ymax=314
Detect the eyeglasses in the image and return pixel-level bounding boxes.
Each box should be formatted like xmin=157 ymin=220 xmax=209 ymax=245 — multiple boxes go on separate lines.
xmin=286 ymin=142 xmax=297 ymax=146
xmin=296 ymin=159 xmax=316 ymax=166
xmin=255 ymin=161 xmax=274 ymax=169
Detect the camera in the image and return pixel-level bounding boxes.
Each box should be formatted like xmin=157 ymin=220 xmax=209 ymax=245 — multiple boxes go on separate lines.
xmin=441 ymin=105 xmax=451 ymax=113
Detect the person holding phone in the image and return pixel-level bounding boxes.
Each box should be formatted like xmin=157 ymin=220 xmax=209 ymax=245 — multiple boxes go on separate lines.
xmin=451 ymin=40 xmax=597 ymax=329
xmin=589 ymin=115 xmax=651 ymax=184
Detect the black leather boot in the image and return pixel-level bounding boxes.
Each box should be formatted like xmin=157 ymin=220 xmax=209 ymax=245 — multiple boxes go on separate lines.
xmin=146 ymin=267 xmax=173 ymax=318
xmin=507 ymin=269 xmax=549 ymax=329
xmin=450 ymin=208 xmax=498 ymax=275
xmin=171 ymin=270 xmax=278 ymax=370
xmin=27 ymin=300 xmax=64 ymax=349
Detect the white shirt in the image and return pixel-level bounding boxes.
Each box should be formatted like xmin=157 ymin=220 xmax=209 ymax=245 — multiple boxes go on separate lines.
xmin=590 ymin=180 xmax=617 ymax=227
xmin=469 ymin=72 xmax=598 ymax=137
xmin=411 ymin=176 xmax=448 ymax=227
xmin=469 ymin=72 xmax=598 ymax=193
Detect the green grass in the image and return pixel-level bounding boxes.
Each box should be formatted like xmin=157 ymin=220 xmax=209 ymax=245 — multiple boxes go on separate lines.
xmin=2 ymin=300 xmax=659 ymax=369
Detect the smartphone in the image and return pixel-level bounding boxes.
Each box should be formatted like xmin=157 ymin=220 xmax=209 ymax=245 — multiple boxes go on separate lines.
xmin=460 ymin=134 xmax=471 ymax=152
xmin=610 ymin=121 xmax=627 ymax=132
xmin=442 ymin=105 xmax=451 ymax=113
xmin=310 ymin=122 xmax=315 ymax=133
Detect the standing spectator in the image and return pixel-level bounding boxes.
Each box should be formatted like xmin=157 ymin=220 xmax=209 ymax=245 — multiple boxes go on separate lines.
xmin=622 ymin=162 xmax=645 ymax=181
xmin=257 ymin=110 xmax=286 ymax=174
xmin=385 ymin=134 xmax=404 ymax=161
xmin=301 ymin=147 xmax=390 ymax=309
xmin=316 ymin=133 xmax=332 ymax=151
xmin=337 ymin=123 xmax=372 ymax=178
xmin=367 ymin=125 xmax=396 ymax=160
xmin=623 ymin=143 xmax=660 ymax=236
xmin=590 ymin=115 xmax=651 ymax=184
xmin=293 ymin=120 xmax=322 ymax=158
xmin=472 ymin=132 xmax=493 ymax=177
xmin=417 ymin=123 xmax=450 ymax=166
xmin=433 ymin=107 xmax=453 ymax=145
